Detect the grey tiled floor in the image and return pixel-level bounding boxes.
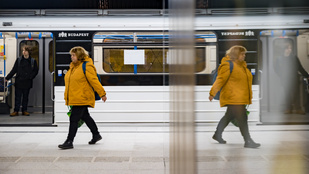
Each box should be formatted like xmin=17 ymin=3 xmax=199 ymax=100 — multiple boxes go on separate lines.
xmin=0 ymin=113 xmax=53 ymax=125
xmin=0 ymin=123 xmax=309 ymax=174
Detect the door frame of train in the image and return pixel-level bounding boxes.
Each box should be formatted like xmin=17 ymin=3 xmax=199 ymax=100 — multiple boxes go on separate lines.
xmin=17 ymin=37 xmax=54 ymax=114
xmin=259 ymin=32 xmax=309 ymax=123
xmin=262 ymin=36 xmax=297 ymax=113
xmin=44 ymin=37 xmax=53 ymax=113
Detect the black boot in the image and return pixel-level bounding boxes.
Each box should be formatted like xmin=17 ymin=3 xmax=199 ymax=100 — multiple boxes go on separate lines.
xmin=244 ymin=138 xmax=261 ymax=148
xmin=212 ymin=132 xmax=226 ymax=144
xmin=89 ymin=134 xmax=102 ymax=144
xmin=58 ymin=139 xmax=73 ymax=149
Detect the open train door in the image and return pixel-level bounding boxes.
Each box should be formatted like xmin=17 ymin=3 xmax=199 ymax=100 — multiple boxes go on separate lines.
xmin=259 ymin=30 xmax=309 ymax=124
xmin=16 ymin=32 xmax=53 ymax=115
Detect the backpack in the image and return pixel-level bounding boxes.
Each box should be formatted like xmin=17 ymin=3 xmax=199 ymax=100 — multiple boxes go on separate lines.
xmin=18 ymin=57 xmax=35 ymax=70
xmin=212 ymin=60 xmax=234 ymax=100
xmin=82 ymin=61 xmax=102 ymax=101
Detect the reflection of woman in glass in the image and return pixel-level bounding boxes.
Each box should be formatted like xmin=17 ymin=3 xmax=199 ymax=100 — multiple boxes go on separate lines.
xmin=209 ymin=45 xmax=260 ymax=148
xmin=274 ymin=42 xmax=309 ymax=114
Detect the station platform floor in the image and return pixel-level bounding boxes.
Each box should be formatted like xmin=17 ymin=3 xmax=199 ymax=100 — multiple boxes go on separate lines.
xmin=0 ymin=123 xmax=309 ymax=174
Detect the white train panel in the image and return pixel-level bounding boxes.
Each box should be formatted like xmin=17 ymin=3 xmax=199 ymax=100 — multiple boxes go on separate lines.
xmin=54 ymin=85 xmax=260 ymax=123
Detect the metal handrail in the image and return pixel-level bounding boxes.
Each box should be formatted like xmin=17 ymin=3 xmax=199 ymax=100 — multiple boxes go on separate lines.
xmin=259 ymin=70 xmax=263 ymax=100
xmin=51 ymin=72 xmax=54 ymax=101
xmin=0 ymin=78 xmax=6 ymax=103
xmin=304 ymin=78 xmax=309 ymax=94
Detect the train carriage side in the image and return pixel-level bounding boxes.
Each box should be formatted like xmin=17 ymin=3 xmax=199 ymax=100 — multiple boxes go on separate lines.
xmin=54 ymin=30 xmax=223 ymax=123
xmin=1 ymin=14 xmax=309 ymax=124
xmin=53 ymin=29 xmax=261 ymax=124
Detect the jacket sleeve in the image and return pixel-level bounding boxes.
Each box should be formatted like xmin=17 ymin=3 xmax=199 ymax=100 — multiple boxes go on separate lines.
xmin=5 ymin=59 xmax=18 ymax=80
xmin=29 ymin=59 xmax=39 ymax=80
xmin=296 ymin=56 xmax=309 ymax=78
xmin=85 ymin=63 xmax=106 ymax=97
xmin=209 ymin=62 xmax=231 ymax=97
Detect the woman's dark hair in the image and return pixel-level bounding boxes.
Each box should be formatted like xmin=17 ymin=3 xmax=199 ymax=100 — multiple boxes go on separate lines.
xmin=283 ymin=42 xmax=292 ymax=50
xmin=23 ymin=45 xmax=32 ymax=55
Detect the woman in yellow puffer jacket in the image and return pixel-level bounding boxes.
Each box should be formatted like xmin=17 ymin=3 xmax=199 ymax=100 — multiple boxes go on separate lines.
xmin=209 ymin=45 xmax=260 ymax=148
xmin=59 ymin=46 xmax=107 ymax=149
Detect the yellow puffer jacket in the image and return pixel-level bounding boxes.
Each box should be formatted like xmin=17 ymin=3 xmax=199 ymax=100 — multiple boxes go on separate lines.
xmin=210 ymin=56 xmax=252 ymax=107
xmin=64 ymin=57 xmax=106 ymax=108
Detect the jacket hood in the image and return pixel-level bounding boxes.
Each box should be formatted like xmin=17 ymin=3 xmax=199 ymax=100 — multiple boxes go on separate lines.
xmin=221 ymin=55 xmax=247 ymax=67
xmin=84 ymin=56 xmax=93 ymax=63
xmin=221 ymin=56 xmax=231 ymax=63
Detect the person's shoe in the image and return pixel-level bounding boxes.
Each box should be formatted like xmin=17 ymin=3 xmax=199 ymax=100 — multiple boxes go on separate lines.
xmin=10 ymin=112 xmax=19 ymax=117
xmin=212 ymin=133 xmax=226 ymax=144
xmin=89 ymin=134 xmax=102 ymax=144
xmin=284 ymin=110 xmax=292 ymax=114
xmin=295 ymin=110 xmax=305 ymax=115
xmin=22 ymin=111 xmax=30 ymax=116
xmin=244 ymin=139 xmax=261 ymax=148
xmin=58 ymin=139 xmax=73 ymax=149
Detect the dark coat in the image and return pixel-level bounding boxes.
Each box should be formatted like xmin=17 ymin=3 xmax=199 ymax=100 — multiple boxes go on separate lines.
xmin=6 ymin=56 xmax=38 ymax=89
xmin=274 ymin=54 xmax=309 ymax=87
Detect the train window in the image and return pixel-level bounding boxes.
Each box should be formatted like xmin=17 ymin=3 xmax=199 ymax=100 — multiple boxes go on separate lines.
xmin=49 ymin=41 xmax=54 ymax=73
xmin=94 ymin=31 xmax=216 ymax=74
xmin=102 ymin=47 xmax=205 ymax=73
xmin=103 ymin=48 xmax=168 ymax=73
xmin=20 ymin=40 xmax=39 ymax=69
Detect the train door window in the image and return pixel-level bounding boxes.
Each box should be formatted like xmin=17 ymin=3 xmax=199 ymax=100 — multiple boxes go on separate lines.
xmin=20 ymin=40 xmax=39 ymax=69
xmin=49 ymin=41 xmax=53 ymax=72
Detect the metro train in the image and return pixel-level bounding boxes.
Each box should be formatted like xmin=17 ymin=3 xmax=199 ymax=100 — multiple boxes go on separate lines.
xmin=0 ymin=8 xmax=309 ymax=124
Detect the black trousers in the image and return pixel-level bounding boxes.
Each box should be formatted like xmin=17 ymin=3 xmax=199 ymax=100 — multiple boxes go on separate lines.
xmin=14 ymin=87 xmax=30 ymax=112
xmin=283 ymin=81 xmax=301 ymax=111
xmin=215 ymin=105 xmax=251 ymax=141
xmin=67 ymin=106 xmax=100 ymax=141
